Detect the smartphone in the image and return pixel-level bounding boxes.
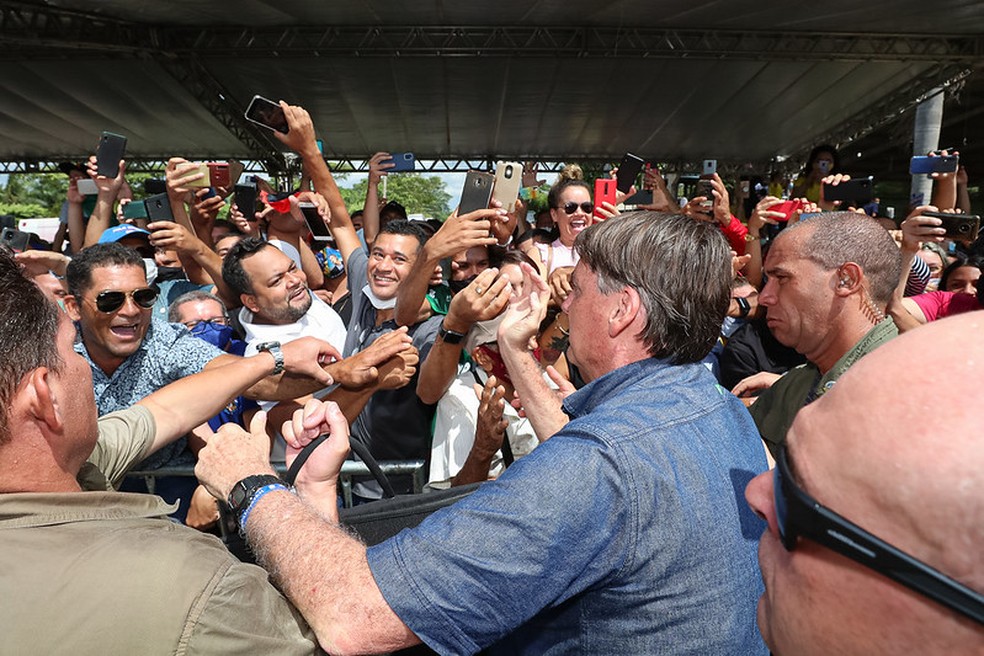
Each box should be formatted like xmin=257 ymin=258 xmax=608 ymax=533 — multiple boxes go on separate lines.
xmin=616 ymin=153 xmax=645 ymax=193
xmin=235 ymin=180 xmax=257 ymax=222
xmin=76 ymin=178 xmax=99 ymax=196
xmin=96 ymin=131 xmax=127 ymax=178
xmin=922 ymin=211 xmax=980 ymax=241
xmin=1 ymin=227 xmax=44 ymax=253
xmin=207 ymin=162 xmax=231 ymax=188
xmin=822 ymin=176 xmax=874 ymax=204
xmin=695 ymin=179 xmax=715 ymax=209
xmin=389 ymin=152 xmax=416 ymax=172
xmin=594 ymin=178 xmax=617 ymax=219
xmin=300 ymin=202 xmax=332 ymax=244
xmin=144 ymin=193 xmax=173 ymax=222
xmin=144 ymin=178 xmax=167 ymax=195
xmin=909 ymin=155 xmax=959 ymax=175
xmin=703 ymin=159 xmax=718 ymax=175
xmin=185 ymin=162 xmax=211 ymax=188
xmin=458 ymin=171 xmax=495 ymax=214
xmin=122 ymin=199 xmax=148 ymax=220
xmin=492 ymin=161 xmax=523 ymax=212
xmin=245 ymin=95 xmax=289 ymax=134
xmin=770 ymin=199 xmax=805 ymax=222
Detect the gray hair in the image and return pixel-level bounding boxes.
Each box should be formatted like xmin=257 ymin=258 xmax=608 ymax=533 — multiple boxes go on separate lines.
xmin=168 ymin=290 xmax=228 ymax=323
xmin=779 ymin=212 xmax=902 ymax=305
xmin=575 ymin=212 xmax=732 ymax=364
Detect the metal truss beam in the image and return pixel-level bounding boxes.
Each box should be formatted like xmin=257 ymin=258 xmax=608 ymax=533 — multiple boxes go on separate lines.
xmin=0 ymin=3 xmax=980 ymax=64
xmin=784 ymin=64 xmax=975 ymax=162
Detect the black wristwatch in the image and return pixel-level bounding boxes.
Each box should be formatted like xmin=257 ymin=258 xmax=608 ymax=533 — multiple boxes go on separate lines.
xmin=438 ymin=321 xmax=467 ymax=345
xmin=228 ymin=474 xmax=285 ymax=517
xmin=256 ymin=341 xmax=285 ymax=375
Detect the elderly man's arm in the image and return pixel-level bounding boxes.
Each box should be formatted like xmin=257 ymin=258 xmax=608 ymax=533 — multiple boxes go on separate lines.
xmin=196 ymin=405 xmax=420 ymax=655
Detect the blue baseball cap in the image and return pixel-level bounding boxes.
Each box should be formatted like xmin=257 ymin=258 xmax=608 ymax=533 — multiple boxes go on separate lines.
xmin=98 ymin=224 xmax=151 ymax=244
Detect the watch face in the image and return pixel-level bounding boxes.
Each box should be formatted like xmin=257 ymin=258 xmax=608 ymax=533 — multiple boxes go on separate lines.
xmin=229 ymin=483 xmax=249 ymax=509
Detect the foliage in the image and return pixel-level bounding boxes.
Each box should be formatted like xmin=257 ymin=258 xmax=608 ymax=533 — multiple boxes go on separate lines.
xmin=0 ymin=202 xmax=50 ymax=219
xmin=0 ymin=174 xmax=67 ymax=216
xmin=337 ymin=173 xmax=451 ymax=219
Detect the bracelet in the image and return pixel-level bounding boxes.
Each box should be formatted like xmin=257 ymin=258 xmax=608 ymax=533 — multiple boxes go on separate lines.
xmin=238 ymin=483 xmax=288 ymax=534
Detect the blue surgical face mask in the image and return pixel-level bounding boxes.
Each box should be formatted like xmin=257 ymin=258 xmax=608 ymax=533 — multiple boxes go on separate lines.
xmin=189 ymin=321 xmax=234 ymax=349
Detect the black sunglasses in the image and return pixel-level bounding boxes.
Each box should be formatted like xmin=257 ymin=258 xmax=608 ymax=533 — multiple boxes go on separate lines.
xmin=560 ymin=201 xmax=593 ymax=215
xmin=92 ymin=288 xmax=159 ymax=313
xmin=774 ymin=446 xmax=984 ymax=625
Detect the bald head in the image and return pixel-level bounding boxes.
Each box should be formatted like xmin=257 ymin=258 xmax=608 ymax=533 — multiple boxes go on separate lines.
xmin=759 ymin=312 xmax=984 ymax=653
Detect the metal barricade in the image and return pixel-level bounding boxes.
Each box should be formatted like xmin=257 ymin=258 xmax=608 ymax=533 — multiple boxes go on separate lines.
xmin=125 ymin=459 xmax=427 ymax=508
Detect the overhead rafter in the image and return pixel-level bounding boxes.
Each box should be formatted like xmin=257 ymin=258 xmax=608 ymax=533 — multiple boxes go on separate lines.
xmin=0 ymin=3 xmax=981 ymax=64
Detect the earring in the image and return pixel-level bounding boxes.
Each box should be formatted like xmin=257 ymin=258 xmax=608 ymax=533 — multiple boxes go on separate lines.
xmin=840 ymin=278 xmax=850 ymax=287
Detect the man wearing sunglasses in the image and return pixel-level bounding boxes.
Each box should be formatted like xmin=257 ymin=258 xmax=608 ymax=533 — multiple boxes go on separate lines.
xmin=745 ymin=312 xmax=984 ymax=654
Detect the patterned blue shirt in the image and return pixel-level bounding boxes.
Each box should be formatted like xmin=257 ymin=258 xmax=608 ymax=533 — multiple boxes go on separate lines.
xmin=75 ymin=318 xmax=222 ymax=470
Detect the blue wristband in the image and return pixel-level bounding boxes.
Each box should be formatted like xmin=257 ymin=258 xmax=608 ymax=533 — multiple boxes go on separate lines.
xmin=238 ymin=483 xmax=288 ymax=533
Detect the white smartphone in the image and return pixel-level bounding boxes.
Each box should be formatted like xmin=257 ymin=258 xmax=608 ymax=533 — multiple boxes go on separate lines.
xmin=492 ymin=161 xmax=523 ymax=212
xmin=76 ymin=179 xmax=99 ymax=195
xmin=703 ymin=159 xmax=718 ymax=175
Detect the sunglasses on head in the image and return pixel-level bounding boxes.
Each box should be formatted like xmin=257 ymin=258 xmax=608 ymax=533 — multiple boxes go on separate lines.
xmin=92 ymin=288 xmax=159 ymax=313
xmin=560 ymin=201 xmax=593 ymax=215
xmin=774 ymin=446 xmax=984 ymax=625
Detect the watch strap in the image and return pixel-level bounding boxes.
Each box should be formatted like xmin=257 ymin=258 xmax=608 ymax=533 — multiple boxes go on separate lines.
xmin=256 ymin=341 xmax=285 ymax=375
xmin=438 ymin=321 xmax=467 ymax=345
xmin=228 ymin=474 xmax=284 ymax=516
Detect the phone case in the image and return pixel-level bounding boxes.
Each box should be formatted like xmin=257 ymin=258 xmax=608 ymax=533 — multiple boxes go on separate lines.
xmin=492 ymin=161 xmax=523 ymax=212
xmin=186 ymin=163 xmax=211 ymax=188
xmin=207 ymin=162 xmax=231 ymax=188
xmin=909 ymin=155 xmax=959 ymax=175
xmin=389 ymin=153 xmax=416 ymax=172
xmin=144 ymin=193 xmax=173 ymax=222
xmin=76 ymin=179 xmax=99 ymax=196
xmin=245 ymin=95 xmax=289 ymax=134
xmin=122 ymin=200 xmax=148 ymax=220
xmin=300 ymin=202 xmax=332 ymax=241
xmin=458 ymin=171 xmax=494 ymax=214
xmin=235 ymin=182 xmax=257 ymax=221
xmin=616 ymin=153 xmax=645 ymax=193
xmin=96 ymin=131 xmax=127 ymax=178
xmin=923 ymin=212 xmax=980 ymax=242
xmin=703 ymin=159 xmax=718 ymax=175
xmin=822 ymin=177 xmax=873 ymax=204
xmin=594 ymin=178 xmax=617 ymax=219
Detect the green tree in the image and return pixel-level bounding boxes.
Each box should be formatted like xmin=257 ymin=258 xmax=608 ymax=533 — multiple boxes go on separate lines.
xmin=338 ymin=174 xmax=451 ymax=219
xmin=0 ymin=174 xmax=68 ymax=216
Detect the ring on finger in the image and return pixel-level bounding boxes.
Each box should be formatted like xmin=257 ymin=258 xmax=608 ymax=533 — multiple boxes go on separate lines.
xmin=476 ymin=286 xmax=485 ymax=295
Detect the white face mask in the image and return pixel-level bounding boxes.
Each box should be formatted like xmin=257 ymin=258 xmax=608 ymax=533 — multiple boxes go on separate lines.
xmin=362 ymin=284 xmax=396 ymax=310
xmin=142 ymin=258 xmax=158 ymax=285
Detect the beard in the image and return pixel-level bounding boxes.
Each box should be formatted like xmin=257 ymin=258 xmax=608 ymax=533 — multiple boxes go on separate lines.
xmin=267 ymin=289 xmax=313 ymax=324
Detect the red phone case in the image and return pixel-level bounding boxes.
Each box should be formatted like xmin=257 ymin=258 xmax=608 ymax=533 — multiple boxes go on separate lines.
xmin=594 ymin=179 xmax=617 ymax=220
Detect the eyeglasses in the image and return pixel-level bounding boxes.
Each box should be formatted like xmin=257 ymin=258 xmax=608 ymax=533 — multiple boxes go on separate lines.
xmin=774 ymin=446 xmax=984 ymax=625
xmin=183 ymin=317 xmax=228 ymax=329
xmin=560 ymin=201 xmax=594 ymax=215
xmin=91 ymin=288 xmax=159 ymax=313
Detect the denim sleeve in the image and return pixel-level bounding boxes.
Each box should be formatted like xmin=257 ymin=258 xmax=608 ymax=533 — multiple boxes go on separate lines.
xmin=366 ymin=430 xmax=630 ymax=655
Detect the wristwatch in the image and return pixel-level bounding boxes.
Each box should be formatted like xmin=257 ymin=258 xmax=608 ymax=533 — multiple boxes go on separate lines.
xmin=227 ymin=474 xmax=285 ymax=517
xmin=438 ymin=321 xmax=467 ymax=345
xmin=744 ymin=232 xmax=760 ymax=243
xmin=256 ymin=341 xmax=285 ymax=375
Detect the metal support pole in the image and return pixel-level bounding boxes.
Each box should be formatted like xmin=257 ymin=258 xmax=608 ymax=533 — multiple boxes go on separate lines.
xmin=909 ymin=88 xmax=944 ymax=208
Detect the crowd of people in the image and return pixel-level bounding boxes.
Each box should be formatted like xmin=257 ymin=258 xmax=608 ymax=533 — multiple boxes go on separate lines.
xmin=1 ymin=100 xmax=981 ymax=655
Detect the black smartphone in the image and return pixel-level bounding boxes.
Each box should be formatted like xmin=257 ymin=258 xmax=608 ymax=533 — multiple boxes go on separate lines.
xmin=922 ymin=211 xmax=980 ymax=242
xmin=300 ymin=202 xmax=332 ymax=244
xmin=695 ymin=179 xmax=714 ymax=209
xmin=615 ymin=153 xmax=645 ymax=193
xmin=458 ymin=171 xmax=495 ymax=214
xmin=96 ymin=131 xmax=127 ymax=178
xmin=144 ymin=193 xmax=173 ymax=222
xmin=822 ymin=176 xmax=873 ymax=204
xmin=1 ymin=227 xmax=46 ymax=253
xmin=144 ymin=178 xmax=167 ymax=195
xmin=235 ymin=180 xmax=257 ymax=222
xmin=245 ymin=95 xmax=289 ymax=134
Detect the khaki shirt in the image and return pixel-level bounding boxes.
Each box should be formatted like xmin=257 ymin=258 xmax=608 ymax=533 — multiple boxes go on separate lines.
xmin=1 ymin=407 xmax=320 ymax=654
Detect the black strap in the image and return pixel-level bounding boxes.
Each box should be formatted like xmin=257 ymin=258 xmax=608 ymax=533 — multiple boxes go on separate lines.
xmin=285 ymin=433 xmax=397 ymax=498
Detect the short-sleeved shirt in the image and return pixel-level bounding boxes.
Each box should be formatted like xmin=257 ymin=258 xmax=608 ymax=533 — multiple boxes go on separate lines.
xmin=76 ymin=319 xmax=223 ymax=470
xmin=367 ymin=357 xmax=768 ymax=655
xmin=343 ymin=247 xmax=442 ymax=463
xmin=910 ymin=290 xmax=982 ymax=322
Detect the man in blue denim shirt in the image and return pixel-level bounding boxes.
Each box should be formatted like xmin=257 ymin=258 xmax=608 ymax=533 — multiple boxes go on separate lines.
xmin=198 ymin=209 xmax=769 ymax=654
